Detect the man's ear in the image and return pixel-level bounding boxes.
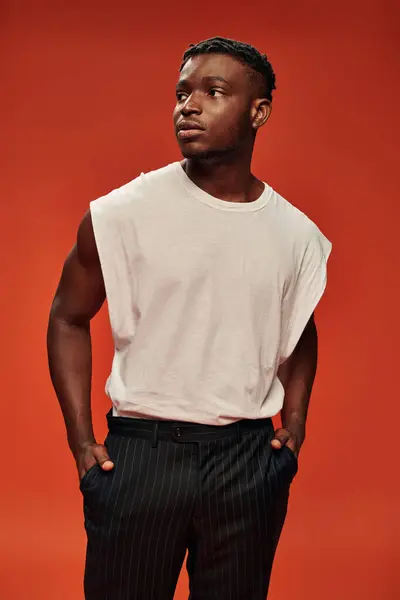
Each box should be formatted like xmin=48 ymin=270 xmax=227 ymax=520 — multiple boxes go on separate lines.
xmin=251 ymin=99 xmax=272 ymax=131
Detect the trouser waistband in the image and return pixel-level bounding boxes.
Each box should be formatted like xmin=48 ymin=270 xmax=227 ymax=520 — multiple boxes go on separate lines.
xmin=106 ymin=409 xmax=273 ymax=447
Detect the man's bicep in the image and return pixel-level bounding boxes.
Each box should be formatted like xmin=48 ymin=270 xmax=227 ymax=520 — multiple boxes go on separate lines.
xmin=51 ymin=212 xmax=106 ymax=324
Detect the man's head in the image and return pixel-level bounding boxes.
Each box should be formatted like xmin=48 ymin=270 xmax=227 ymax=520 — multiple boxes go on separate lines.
xmin=173 ymin=37 xmax=276 ymax=161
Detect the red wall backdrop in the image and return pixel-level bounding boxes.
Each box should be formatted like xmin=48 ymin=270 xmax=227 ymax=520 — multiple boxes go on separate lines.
xmin=1 ymin=1 xmax=399 ymax=598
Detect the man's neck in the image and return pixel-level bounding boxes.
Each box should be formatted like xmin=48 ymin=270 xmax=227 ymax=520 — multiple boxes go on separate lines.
xmin=181 ymin=156 xmax=263 ymax=204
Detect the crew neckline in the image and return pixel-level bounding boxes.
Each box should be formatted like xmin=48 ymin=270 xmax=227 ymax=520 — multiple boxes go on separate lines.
xmin=173 ymin=161 xmax=272 ymax=212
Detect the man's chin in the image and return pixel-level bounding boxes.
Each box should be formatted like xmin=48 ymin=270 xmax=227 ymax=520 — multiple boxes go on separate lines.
xmin=179 ymin=144 xmax=206 ymax=159
xmin=179 ymin=144 xmax=220 ymax=161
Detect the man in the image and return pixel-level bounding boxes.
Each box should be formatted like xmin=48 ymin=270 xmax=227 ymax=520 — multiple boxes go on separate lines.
xmin=47 ymin=36 xmax=332 ymax=600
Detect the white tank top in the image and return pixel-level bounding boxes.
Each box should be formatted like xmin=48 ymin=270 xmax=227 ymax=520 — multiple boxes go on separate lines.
xmin=90 ymin=161 xmax=332 ymax=425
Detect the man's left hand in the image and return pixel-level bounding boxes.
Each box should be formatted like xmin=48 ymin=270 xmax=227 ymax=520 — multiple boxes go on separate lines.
xmin=271 ymin=428 xmax=301 ymax=457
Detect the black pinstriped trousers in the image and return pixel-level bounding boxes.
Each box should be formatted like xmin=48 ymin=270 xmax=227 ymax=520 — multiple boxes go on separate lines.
xmin=80 ymin=410 xmax=298 ymax=600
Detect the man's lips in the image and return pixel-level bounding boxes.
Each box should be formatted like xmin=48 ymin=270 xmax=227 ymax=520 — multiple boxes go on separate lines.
xmin=176 ymin=120 xmax=205 ymax=139
xmin=177 ymin=128 xmax=204 ymax=139
xmin=177 ymin=120 xmax=205 ymax=132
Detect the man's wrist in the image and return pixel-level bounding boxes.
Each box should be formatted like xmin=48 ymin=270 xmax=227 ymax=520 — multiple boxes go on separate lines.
xmin=68 ymin=434 xmax=96 ymax=458
xmin=282 ymin=422 xmax=306 ymax=447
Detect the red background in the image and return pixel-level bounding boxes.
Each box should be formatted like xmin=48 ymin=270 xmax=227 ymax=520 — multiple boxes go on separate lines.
xmin=1 ymin=1 xmax=399 ymax=598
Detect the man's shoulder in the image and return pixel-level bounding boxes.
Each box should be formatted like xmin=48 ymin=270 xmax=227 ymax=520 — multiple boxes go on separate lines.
xmin=267 ymin=187 xmax=332 ymax=259
xmin=140 ymin=161 xmax=179 ymax=186
xmin=269 ymin=188 xmax=318 ymax=237
xmin=89 ymin=161 xmax=178 ymax=216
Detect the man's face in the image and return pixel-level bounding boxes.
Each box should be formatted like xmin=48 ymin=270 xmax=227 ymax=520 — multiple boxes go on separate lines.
xmin=173 ymin=53 xmax=261 ymax=160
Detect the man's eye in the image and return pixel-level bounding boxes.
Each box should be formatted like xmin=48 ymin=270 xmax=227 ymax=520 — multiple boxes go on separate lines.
xmin=176 ymin=92 xmax=187 ymax=101
xmin=209 ymin=89 xmax=223 ymax=97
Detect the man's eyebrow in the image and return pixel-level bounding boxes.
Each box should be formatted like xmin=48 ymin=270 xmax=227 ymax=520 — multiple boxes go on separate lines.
xmin=202 ymin=75 xmax=231 ymax=85
xmin=176 ymin=75 xmax=232 ymax=89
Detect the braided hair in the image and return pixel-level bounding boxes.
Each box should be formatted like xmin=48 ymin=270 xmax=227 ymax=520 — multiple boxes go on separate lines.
xmin=180 ymin=36 xmax=276 ymax=102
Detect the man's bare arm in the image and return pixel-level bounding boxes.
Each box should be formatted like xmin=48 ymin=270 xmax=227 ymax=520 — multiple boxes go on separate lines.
xmin=273 ymin=313 xmax=318 ymax=456
xmin=47 ymin=210 xmax=113 ymax=478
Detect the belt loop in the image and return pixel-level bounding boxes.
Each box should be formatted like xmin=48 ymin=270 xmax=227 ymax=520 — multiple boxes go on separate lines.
xmin=152 ymin=422 xmax=159 ymax=448
xmin=236 ymin=422 xmax=241 ymax=442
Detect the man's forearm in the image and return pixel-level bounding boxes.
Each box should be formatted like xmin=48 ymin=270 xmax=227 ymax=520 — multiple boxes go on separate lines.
xmin=47 ymin=314 xmax=96 ymax=457
xmin=277 ymin=316 xmax=318 ymax=447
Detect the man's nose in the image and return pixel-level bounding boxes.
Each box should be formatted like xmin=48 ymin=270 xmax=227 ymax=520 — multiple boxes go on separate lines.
xmin=181 ymin=95 xmax=202 ymax=115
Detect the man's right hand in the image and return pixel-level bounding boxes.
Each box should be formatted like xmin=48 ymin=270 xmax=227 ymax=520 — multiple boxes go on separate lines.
xmin=76 ymin=442 xmax=114 ymax=481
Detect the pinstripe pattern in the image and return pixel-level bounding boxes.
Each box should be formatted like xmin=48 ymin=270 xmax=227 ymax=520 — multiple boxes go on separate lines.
xmin=81 ymin=419 xmax=297 ymax=600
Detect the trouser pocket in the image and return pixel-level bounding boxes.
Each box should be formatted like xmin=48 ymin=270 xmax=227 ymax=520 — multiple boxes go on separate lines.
xmin=79 ymin=463 xmax=101 ymax=491
xmin=268 ymin=444 xmax=298 ymax=494
xmin=79 ymin=435 xmax=113 ymax=495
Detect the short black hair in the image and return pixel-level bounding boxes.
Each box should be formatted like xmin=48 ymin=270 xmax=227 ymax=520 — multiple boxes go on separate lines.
xmin=180 ymin=36 xmax=276 ymax=102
